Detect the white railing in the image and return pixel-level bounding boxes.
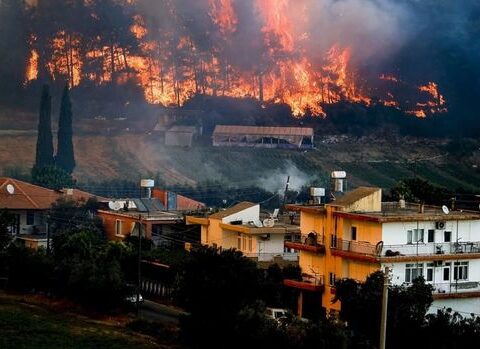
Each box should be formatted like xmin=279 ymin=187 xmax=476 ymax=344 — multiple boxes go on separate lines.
xmin=301 ymin=274 xmax=325 ymax=286
xmin=244 ymin=252 xmax=299 ymax=262
xmin=431 ymin=281 xmax=480 ymax=294
xmin=382 ymin=241 xmax=480 ymax=257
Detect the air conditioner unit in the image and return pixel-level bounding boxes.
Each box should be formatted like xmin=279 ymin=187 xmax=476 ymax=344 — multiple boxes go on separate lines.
xmin=435 ymin=221 xmax=446 ymax=230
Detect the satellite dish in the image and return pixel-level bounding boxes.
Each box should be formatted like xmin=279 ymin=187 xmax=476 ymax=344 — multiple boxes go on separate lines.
xmin=254 ymin=220 xmax=263 ymax=228
xmin=442 ymin=205 xmax=450 ymax=215
xmin=263 ymin=218 xmax=275 ymax=228
xmin=6 ymin=184 xmax=14 ymax=195
xmin=108 ymin=201 xmax=123 ymax=211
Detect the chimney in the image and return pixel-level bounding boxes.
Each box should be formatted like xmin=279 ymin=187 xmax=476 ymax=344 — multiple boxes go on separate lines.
xmin=419 ymin=203 xmax=425 ymax=214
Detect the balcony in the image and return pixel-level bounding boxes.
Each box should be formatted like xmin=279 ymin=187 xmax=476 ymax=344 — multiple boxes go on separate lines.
xmin=330 ymin=237 xmax=380 ymax=263
xmin=284 ymin=234 xmax=326 ymax=254
xmin=380 ymin=241 xmax=480 ymax=262
xmin=284 ymin=274 xmax=325 ymax=292
xmin=244 ymin=252 xmax=299 ymax=262
xmin=431 ymin=281 xmax=480 ymax=299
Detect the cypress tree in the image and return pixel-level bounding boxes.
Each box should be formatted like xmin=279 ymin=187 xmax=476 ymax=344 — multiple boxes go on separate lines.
xmin=34 ymin=85 xmax=54 ymax=170
xmin=56 ymin=84 xmax=75 ymax=174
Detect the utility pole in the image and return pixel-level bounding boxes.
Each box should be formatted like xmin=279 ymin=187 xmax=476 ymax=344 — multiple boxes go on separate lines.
xmin=281 ymin=176 xmax=290 ymax=213
xmin=46 ymin=213 xmax=50 ymax=254
xmin=380 ymin=266 xmax=390 ymax=349
xmin=136 ymin=215 xmax=142 ymax=317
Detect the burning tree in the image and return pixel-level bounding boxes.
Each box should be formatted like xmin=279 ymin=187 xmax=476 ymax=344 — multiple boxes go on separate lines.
xmin=18 ymin=1 xmax=453 ymax=119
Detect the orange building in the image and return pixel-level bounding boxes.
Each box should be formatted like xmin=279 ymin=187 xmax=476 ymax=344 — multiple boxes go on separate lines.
xmin=186 ymin=202 xmax=300 ymax=264
xmin=284 ymin=187 xmax=480 ymax=319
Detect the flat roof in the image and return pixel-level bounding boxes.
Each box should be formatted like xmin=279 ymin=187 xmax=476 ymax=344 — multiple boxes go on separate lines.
xmin=98 ymin=209 xmax=182 ymax=221
xmin=220 ymin=222 xmax=300 ymax=235
xmin=338 ymin=203 xmax=480 ymax=222
xmin=287 ymin=202 xmax=480 ymax=222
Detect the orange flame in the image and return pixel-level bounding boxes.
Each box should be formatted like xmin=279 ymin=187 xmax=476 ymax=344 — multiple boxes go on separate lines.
xmin=209 ymin=0 xmax=238 ymax=34
xmin=23 ymin=0 xmax=447 ymax=119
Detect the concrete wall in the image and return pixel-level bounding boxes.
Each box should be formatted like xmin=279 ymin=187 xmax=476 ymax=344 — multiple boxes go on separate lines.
xmin=257 ymin=233 xmax=285 ymax=255
xmin=429 ymin=298 xmax=480 ymax=315
xmin=385 ymin=260 xmax=480 ymax=287
xmin=222 ymin=205 xmax=260 ymax=224
xmin=344 ymin=190 xmax=382 ymax=212
xmin=14 ymin=210 xmax=45 ymax=235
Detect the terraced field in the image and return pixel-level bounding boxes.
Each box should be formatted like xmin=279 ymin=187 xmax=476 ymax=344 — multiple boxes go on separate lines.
xmin=0 ymin=132 xmax=479 ymax=193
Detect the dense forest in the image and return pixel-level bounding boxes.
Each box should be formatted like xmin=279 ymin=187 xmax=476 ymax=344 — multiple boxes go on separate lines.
xmin=0 ymin=0 xmax=479 ymax=137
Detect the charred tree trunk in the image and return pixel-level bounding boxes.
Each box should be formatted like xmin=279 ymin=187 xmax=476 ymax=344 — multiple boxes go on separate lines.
xmin=110 ymin=43 xmax=115 ymax=82
xmin=259 ymin=73 xmax=264 ymax=103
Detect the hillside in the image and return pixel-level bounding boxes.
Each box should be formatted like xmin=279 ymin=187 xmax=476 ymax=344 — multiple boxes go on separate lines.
xmin=1 ymin=129 xmax=479 ymax=193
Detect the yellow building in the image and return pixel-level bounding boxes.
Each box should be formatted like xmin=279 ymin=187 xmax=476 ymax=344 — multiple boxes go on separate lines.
xmin=186 ymin=202 xmax=300 ymax=264
xmin=284 ymin=187 xmax=480 ymax=319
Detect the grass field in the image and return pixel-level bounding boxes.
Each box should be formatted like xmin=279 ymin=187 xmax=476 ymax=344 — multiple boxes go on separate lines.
xmin=0 ymin=296 xmax=169 ymax=349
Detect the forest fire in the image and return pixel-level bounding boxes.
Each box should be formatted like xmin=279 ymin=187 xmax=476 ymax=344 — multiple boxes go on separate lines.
xmin=23 ymin=0 xmax=447 ymax=118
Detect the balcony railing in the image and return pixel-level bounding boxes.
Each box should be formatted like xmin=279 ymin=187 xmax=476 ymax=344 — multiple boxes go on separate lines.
xmin=283 ymin=274 xmax=325 ymax=292
xmin=382 ymin=241 xmax=480 ymax=258
xmin=284 ymin=234 xmax=326 ymax=254
xmin=244 ymin=252 xmax=299 ymax=262
xmin=330 ymin=236 xmax=379 ymax=260
xmin=431 ymin=281 xmax=480 ymax=295
xmin=329 ymin=237 xmax=480 ymax=261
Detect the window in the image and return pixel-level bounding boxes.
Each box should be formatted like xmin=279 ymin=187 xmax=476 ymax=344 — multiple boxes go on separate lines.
xmin=26 ymin=211 xmax=35 ymax=226
xmin=414 ymin=229 xmax=424 ymax=243
xmin=242 ymin=235 xmax=247 ymax=251
xmin=444 ymin=231 xmax=452 ymax=242
xmin=443 ymin=263 xmax=451 ymax=281
xmin=454 ymin=262 xmax=468 ymax=281
xmin=426 ymin=263 xmax=434 ymax=282
xmin=330 ymin=235 xmax=337 ymax=248
xmin=405 ymin=263 xmax=424 ymax=283
xmin=115 ymin=220 xmax=123 ymax=236
xmin=407 ymin=229 xmax=424 ymax=244
xmin=237 ymin=233 xmax=242 ymax=250
xmin=351 ymin=227 xmax=357 ymax=241
xmin=329 ymin=272 xmax=336 ymax=286
xmin=427 ymin=230 xmax=435 ymax=243
xmin=248 ymin=237 xmax=253 ymax=252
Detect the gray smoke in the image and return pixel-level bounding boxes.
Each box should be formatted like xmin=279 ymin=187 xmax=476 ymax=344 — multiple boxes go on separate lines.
xmin=257 ymin=161 xmax=311 ymax=195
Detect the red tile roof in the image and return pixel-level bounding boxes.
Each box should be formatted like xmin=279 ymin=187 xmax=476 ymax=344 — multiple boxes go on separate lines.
xmin=0 ymin=177 xmax=107 ymax=210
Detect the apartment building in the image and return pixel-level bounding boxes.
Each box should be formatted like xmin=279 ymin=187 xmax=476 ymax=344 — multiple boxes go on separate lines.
xmin=284 ymin=187 xmax=480 ymax=319
xmin=186 ymin=202 xmax=300 ymax=264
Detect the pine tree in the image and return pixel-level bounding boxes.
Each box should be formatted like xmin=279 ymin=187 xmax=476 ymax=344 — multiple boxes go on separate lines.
xmin=34 ymin=85 xmax=54 ymax=170
xmin=56 ymin=84 xmax=75 ymax=174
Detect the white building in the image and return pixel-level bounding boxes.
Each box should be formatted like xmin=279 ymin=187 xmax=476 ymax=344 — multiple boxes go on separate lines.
xmin=333 ymin=201 xmax=480 ymax=314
